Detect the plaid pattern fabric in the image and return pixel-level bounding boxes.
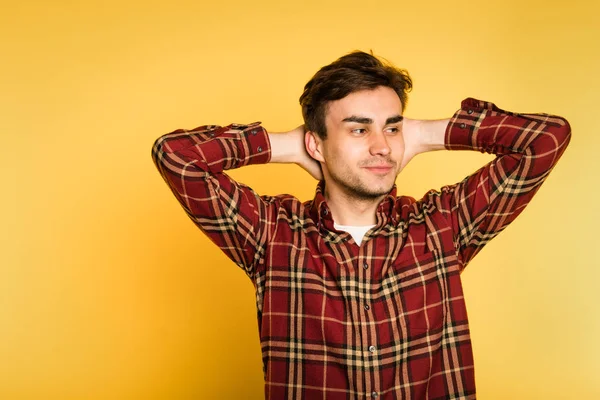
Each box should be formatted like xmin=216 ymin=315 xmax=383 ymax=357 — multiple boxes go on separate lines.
xmin=151 ymin=98 xmax=571 ymax=399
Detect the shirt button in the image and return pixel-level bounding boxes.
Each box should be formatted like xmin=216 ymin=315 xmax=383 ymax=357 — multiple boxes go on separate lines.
xmin=460 ymin=123 xmax=466 ymax=129
xmin=467 ymin=109 xmax=473 ymax=114
xmin=257 ymin=146 xmax=262 ymax=152
xmin=363 ymin=262 xmax=368 ymax=270
xmin=364 ymin=304 xmax=370 ymax=311
xmin=368 ymin=345 xmax=376 ymax=353
xmin=251 ymin=129 xmax=257 ymax=135
xmin=372 ymin=392 xmax=379 ymax=398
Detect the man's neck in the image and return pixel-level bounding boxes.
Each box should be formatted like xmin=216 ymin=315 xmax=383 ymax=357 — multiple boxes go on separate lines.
xmin=324 ymin=186 xmax=385 ymax=226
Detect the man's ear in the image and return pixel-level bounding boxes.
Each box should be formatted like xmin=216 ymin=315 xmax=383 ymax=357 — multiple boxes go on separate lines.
xmin=305 ymin=130 xmax=325 ymax=162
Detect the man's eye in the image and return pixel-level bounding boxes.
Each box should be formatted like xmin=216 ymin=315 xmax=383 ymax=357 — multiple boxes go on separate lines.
xmin=352 ymin=129 xmax=366 ymax=134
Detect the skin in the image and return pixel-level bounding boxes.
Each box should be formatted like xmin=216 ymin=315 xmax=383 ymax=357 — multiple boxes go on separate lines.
xmin=268 ymin=85 xmax=448 ymax=226
xmin=308 ymin=86 xmax=405 ymax=195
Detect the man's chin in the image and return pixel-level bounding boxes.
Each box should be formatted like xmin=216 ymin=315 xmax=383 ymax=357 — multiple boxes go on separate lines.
xmin=365 ymin=179 xmax=395 ymax=195
xmin=328 ymin=173 xmax=394 ymax=200
xmin=355 ymin=183 xmax=394 ymax=199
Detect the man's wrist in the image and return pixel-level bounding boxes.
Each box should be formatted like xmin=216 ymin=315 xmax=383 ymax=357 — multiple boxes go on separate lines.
xmin=267 ymin=128 xmax=304 ymax=164
xmin=402 ymin=118 xmax=448 ymax=160
xmin=418 ymin=119 xmax=450 ymax=153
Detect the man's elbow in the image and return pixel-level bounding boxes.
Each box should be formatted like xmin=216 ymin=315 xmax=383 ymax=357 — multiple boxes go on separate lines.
xmin=151 ymin=134 xmax=169 ymax=170
xmin=543 ymin=115 xmax=572 ymax=165
xmin=552 ymin=115 xmax=572 ymax=148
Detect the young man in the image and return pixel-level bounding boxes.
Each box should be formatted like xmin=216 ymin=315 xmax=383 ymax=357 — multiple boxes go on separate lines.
xmin=151 ymin=51 xmax=571 ymax=399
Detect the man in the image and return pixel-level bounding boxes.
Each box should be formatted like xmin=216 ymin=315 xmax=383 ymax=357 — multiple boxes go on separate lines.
xmin=151 ymin=51 xmax=571 ymax=399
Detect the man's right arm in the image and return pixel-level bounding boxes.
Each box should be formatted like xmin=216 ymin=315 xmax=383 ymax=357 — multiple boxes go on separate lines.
xmin=152 ymin=122 xmax=309 ymax=278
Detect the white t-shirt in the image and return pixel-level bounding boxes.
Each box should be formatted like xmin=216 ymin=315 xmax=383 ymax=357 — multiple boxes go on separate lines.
xmin=334 ymin=223 xmax=376 ymax=246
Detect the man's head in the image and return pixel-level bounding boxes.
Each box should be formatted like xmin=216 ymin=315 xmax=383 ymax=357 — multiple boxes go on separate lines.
xmin=299 ymin=50 xmax=413 ymax=200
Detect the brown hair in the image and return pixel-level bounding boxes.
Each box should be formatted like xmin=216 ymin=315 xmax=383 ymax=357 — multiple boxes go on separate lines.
xmin=299 ymin=50 xmax=413 ymax=139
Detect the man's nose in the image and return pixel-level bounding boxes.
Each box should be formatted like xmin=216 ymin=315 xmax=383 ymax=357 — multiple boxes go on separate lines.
xmin=369 ymin=131 xmax=391 ymax=156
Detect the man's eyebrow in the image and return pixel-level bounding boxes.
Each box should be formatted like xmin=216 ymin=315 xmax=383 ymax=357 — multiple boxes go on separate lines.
xmin=386 ymin=115 xmax=404 ymax=124
xmin=341 ymin=115 xmax=404 ymax=124
xmin=342 ymin=116 xmax=373 ymax=124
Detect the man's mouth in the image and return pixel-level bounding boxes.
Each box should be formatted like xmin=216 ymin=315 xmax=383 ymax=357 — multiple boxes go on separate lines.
xmin=363 ymin=165 xmax=394 ymax=174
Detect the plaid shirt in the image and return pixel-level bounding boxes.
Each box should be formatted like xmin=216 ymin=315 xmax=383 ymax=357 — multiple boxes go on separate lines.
xmin=151 ymin=98 xmax=571 ymax=399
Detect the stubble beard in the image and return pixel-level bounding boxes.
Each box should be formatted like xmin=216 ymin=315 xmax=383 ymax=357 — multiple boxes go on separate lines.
xmin=328 ymin=165 xmax=395 ymax=201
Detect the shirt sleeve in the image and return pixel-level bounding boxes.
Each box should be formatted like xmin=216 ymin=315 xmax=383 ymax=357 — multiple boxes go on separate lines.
xmin=437 ymin=98 xmax=571 ymax=269
xmin=151 ymin=121 xmax=277 ymax=278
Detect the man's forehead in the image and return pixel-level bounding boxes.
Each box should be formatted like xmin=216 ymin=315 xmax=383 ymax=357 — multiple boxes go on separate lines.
xmin=325 ymin=88 xmax=403 ymax=122
xmin=326 ymin=101 xmax=403 ymax=125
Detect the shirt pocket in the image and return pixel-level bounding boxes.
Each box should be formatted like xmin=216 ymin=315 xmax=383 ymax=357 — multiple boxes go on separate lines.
xmin=386 ymin=251 xmax=446 ymax=336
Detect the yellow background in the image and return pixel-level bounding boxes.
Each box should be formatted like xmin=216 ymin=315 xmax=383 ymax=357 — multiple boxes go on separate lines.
xmin=2 ymin=0 xmax=599 ymax=398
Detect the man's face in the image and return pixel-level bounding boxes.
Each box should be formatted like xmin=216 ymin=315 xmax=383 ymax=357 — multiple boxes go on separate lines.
xmin=311 ymin=86 xmax=406 ymax=200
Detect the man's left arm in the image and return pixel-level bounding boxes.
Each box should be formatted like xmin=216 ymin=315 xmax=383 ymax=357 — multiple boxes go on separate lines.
xmin=405 ymin=98 xmax=572 ymax=269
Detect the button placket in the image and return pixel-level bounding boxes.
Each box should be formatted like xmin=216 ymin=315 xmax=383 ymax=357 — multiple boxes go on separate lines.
xmin=360 ymin=257 xmax=378 ymax=398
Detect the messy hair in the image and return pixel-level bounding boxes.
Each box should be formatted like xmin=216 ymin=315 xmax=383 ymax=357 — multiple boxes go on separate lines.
xmin=299 ymin=50 xmax=413 ymax=139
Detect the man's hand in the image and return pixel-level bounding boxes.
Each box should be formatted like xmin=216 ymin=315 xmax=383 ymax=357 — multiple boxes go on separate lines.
xmin=400 ymin=118 xmax=423 ymax=171
xmin=268 ymin=125 xmax=323 ymax=181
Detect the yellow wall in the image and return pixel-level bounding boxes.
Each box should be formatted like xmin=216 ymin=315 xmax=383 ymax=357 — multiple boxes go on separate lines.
xmin=2 ymin=0 xmax=599 ymax=398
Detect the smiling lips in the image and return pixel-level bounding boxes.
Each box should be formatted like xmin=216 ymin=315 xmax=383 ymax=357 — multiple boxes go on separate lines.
xmin=363 ymin=165 xmax=394 ymax=174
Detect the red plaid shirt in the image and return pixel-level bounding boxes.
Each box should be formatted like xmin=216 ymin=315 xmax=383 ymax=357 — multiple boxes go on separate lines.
xmin=151 ymin=98 xmax=571 ymax=399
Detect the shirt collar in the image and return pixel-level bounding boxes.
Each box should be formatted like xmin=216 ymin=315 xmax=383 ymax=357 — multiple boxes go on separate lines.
xmin=309 ymin=180 xmax=400 ymax=233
